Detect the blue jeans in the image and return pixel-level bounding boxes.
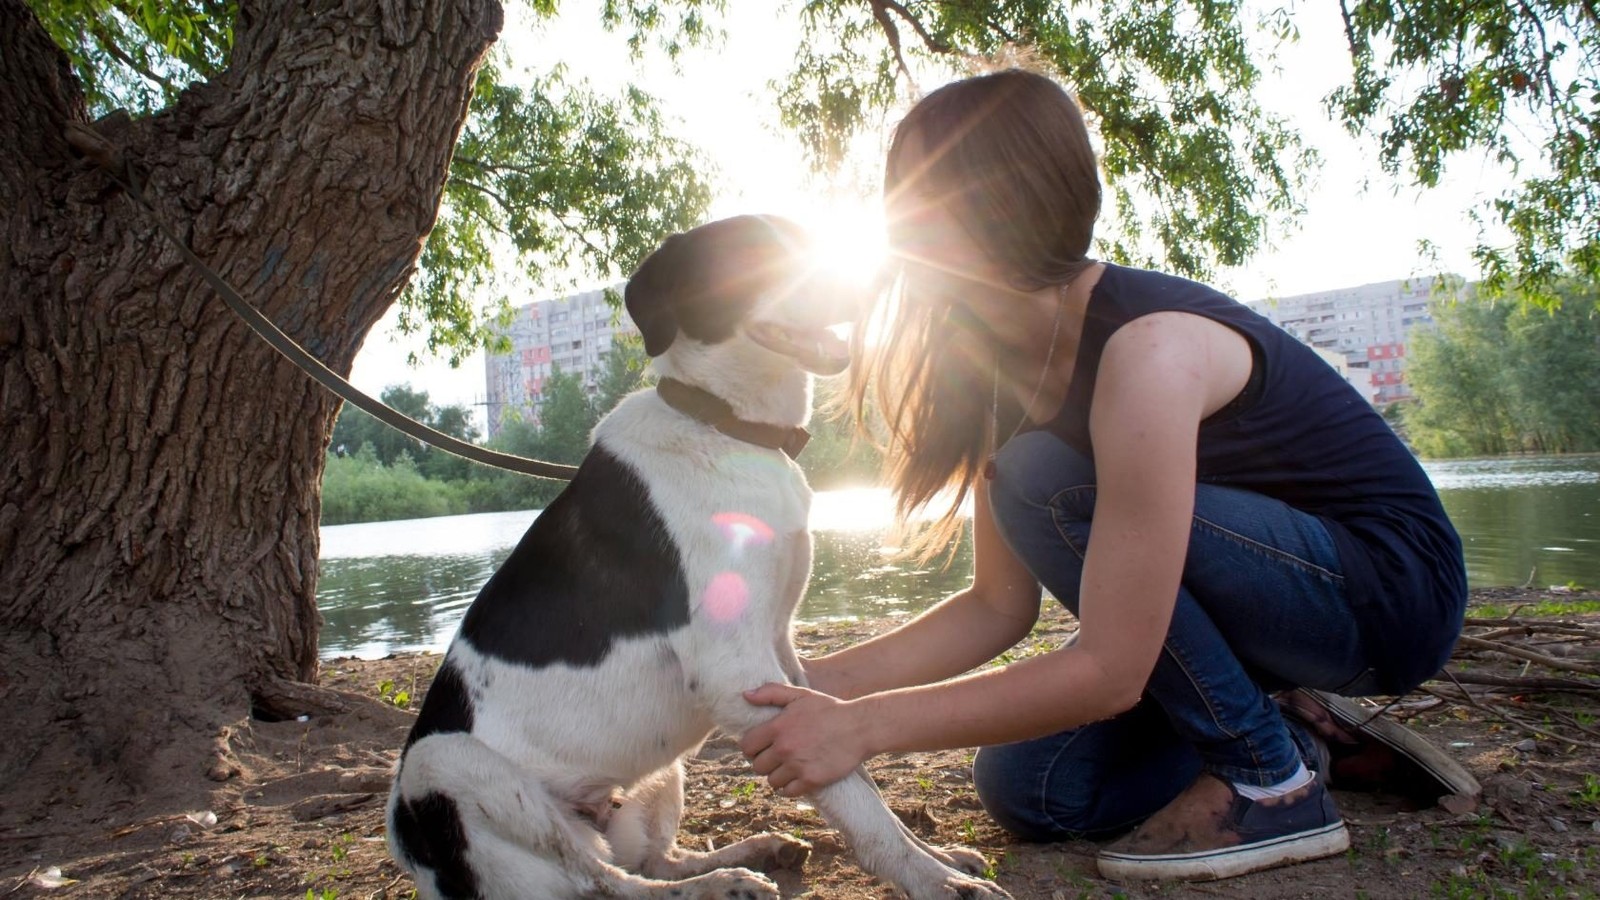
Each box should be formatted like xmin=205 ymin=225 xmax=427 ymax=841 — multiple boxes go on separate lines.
xmin=973 ymin=431 xmax=1378 ymax=841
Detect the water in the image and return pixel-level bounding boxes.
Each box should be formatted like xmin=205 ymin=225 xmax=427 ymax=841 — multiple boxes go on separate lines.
xmin=316 ymin=455 xmax=1600 ymax=659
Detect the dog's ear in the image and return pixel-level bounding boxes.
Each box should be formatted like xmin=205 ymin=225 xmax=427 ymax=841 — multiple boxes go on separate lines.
xmin=625 ymin=234 xmax=685 ymax=357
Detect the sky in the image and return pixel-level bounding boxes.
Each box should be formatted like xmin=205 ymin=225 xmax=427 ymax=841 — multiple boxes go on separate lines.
xmin=347 ymin=1 xmax=1515 ymax=423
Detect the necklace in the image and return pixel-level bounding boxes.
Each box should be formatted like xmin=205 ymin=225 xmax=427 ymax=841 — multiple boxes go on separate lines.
xmin=984 ymin=281 xmax=1066 ymax=480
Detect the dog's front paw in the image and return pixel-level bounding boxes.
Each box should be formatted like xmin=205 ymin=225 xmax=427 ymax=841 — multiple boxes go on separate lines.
xmin=693 ymin=867 xmax=780 ymax=899
xmin=746 ymin=832 xmax=810 ymax=872
xmin=931 ymin=845 xmax=990 ymax=877
xmin=927 ymin=872 xmax=1012 ymax=900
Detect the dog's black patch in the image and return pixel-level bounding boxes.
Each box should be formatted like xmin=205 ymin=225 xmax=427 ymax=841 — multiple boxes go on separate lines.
xmin=404 ymin=658 xmax=474 ymax=752
xmin=624 ymin=215 xmax=809 ymax=356
xmin=458 ymin=445 xmax=690 ymax=668
xmin=391 ymin=791 xmax=480 ymax=899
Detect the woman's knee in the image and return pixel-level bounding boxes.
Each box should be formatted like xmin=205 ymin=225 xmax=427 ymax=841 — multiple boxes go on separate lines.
xmin=973 ymin=741 xmax=1109 ymax=842
xmin=986 ymin=433 xmax=1096 ymax=610
xmin=988 ymin=432 xmax=1096 ymax=521
xmin=973 ymin=744 xmax=1063 ymax=841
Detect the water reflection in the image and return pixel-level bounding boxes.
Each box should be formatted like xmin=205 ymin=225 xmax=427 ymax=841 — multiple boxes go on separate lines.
xmin=1422 ymin=455 xmax=1600 ymax=591
xmin=316 ymin=507 xmax=974 ymax=658
xmin=318 ymin=455 xmax=1600 ymax=659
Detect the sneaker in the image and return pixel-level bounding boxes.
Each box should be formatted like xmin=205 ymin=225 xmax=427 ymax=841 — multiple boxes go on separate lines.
xmin=1096 ymin=773 xmax=1349 ymax=882
xmin=1278 ymin=689 xmax=1481 ymax=804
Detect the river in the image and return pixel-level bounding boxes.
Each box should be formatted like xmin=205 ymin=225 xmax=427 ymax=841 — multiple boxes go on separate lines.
xmin=316 ymin=454 xmax=1600 ymax=658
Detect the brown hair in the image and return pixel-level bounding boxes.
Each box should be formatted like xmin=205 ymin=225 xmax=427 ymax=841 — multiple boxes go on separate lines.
xmin=854 ymin=68 xmax=1101 ymax=556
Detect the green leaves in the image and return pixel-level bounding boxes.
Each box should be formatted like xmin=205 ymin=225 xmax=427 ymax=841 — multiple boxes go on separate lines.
xmin=777 ymin=0 xmax=1313 ymax=281
xmin=1331 ymin=0 xmax=1598 ymax=305
xmin=400 ymin=57 xmax=713 ymax=364
xmin=1405 ymin=279 xmax=1600 ymax=457
xmin=28 ymin=0 xmax=232 ymax=115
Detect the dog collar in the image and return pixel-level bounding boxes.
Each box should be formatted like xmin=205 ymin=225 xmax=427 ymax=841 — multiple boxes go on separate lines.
xmin=655 ymin=378 xmax=811 ymax=460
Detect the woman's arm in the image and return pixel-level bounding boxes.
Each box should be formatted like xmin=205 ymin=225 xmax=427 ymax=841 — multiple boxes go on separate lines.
xmin=802 ymin=485 xmax=1044 ymax=700
xmin=746 ymin=313 xmax=1245 ymax=794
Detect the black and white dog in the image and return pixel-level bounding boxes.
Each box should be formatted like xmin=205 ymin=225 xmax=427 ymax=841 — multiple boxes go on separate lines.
xmin=386 ymin=215 xmax=1011 ymax=899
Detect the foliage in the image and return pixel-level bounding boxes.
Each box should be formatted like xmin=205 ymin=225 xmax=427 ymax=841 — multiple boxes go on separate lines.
xmin=321 ymin=369 xmax=890 ymax=523
xmin=320 ymin=447 xmax=468 ymax=526
xmin=22 ymin=0 xmax=714 ymax=367
xmin=531 ymin=366 xmax=599 ymax=463
xmin=24 ymin=0 xmax=1600 ymax=343
xmin=780 ymin=0 xmax=1313 ymax=280
xmin=799 ymin=377 xmax=882 ymax=490
xmin=329 ymin=386 xmax=481 ymax=483
xmin=1404 ymin=280 xmax=1600 ymax=457
xmin=28 ymin=0 xmax=233 ymax=115
xmin=405 ymin=58 xmax=714 ymax=364
xmin=591 ymin=330 xmax=656 ymax=412
xmin=1330 ymin=0 xmax=1599 ymax=305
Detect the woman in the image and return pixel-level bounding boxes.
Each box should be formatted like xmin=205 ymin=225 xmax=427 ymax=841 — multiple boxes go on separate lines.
xmin=738 ymin=68 xmax=1471 ymax=882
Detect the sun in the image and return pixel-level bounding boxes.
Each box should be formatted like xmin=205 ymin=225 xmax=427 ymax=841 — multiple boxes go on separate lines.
xmin=799 ymin=199 xmax=890 ymax=291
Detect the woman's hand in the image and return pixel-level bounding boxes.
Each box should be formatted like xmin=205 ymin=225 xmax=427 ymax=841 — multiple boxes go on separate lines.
xmin=740 ymin=683 xmax=872 ymax=796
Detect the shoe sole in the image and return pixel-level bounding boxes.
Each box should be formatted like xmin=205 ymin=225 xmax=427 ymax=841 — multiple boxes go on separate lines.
xmin=1097 ymin=820 xmax=1350 ymax=882
xmin=1303 ymin=690 xmax=1481 ymax=800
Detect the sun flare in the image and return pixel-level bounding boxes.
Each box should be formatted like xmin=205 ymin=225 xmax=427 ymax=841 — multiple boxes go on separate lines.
xmin=801 ymin=201 xmax=890 ymax=290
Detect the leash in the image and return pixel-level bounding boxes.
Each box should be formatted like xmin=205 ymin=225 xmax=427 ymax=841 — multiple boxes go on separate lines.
xmin=65 ymin=123 xmax=579 ymax=481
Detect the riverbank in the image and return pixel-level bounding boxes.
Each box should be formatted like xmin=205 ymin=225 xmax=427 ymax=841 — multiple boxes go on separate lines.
xmin=5 ymin=587 xmax=1598 ymax=899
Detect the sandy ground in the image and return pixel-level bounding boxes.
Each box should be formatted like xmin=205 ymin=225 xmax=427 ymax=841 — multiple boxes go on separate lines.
xmin=4 ymin=589 xmax=1599 ymax=899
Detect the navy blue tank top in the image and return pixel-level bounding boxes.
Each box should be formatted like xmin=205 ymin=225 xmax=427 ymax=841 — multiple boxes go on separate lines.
xmin=1045 ymin=264 xmax=1466 ymax=693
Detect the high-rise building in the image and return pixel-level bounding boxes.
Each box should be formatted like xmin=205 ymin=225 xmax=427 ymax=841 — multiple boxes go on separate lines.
xmin=483 ymin=284 xmax=637 ymax=436
xmin=1248 ymin=277 xmax=1450 ymax=406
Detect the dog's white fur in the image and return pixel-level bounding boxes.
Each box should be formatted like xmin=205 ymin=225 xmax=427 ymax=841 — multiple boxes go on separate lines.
xmin=388 ymin=224 xmax=1010 ymax=900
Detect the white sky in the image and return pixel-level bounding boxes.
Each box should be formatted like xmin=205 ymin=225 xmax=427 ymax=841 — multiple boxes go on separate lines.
xmin=348 ymin=1 xmax=1514 ymax=423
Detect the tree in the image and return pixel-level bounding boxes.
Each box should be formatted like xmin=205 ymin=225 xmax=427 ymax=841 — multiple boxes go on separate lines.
xmin=0 ymin=0 xmax=710 ymax=820
xmin=536 ymin=365 xmax=600 ymax=464
xmin=329 ymin=384 xmax=481 ymax=481
xmin=593 ymin=330 xmax=655 ymax=413
xmin=1405 ymin=281 xmax=1600 ymax=456
xmin=1328 ymin=1 xmax=1599 ymax=306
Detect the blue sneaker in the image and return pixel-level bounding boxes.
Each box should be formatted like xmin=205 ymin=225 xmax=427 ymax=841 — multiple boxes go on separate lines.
xmin=1096 ymin=773 xmax=1349 ymax=882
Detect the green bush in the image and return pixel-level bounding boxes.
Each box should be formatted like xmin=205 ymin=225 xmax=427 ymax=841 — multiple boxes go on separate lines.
xmin=320 ymin=447 xmax=469 ymax=525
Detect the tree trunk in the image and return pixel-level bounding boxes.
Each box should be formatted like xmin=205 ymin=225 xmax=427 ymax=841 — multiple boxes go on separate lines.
xmin=0 ymin=0 xmax=501 ymax=822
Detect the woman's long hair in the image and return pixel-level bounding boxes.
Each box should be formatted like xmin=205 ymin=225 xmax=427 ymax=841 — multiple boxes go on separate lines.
xmin=853 ymin=68 xmax=1101 ymax=557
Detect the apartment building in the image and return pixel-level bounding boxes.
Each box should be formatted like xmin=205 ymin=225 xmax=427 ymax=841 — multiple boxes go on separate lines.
xmin=483 ymin=284 xmax=637 ymax=436
xmin=1249 ymin=277 xmax=1445 ymax=406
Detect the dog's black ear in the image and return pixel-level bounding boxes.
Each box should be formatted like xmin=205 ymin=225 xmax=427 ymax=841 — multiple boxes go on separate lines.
xmin=625 ymin=234 xmax=685 ymax=357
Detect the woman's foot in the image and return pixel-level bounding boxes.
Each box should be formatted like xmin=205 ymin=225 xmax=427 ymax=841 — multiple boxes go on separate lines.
xmin=1278 ymin=689 xmax=1481 ymax=804
xmin=1096 ymin=773 xmax=1348 ymax=882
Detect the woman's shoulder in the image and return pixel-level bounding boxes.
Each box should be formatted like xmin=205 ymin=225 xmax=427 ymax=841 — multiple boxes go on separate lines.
xmin=1094 ymin=263 xmax=1239 ymax=306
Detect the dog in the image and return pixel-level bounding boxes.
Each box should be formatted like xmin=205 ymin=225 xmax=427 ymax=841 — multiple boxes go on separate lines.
xmin=386 ymin=214 xmax=1012 ymax=899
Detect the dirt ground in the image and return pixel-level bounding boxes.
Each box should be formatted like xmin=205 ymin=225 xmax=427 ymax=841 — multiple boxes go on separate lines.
xmin=4 ymin=588 xmax=1599 ymax=900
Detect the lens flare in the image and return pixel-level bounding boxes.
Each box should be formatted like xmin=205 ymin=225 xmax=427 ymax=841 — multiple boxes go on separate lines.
xmin=702 ymin=571 xmax=750 ymax=623
xmin=712 ymin=511 xmax=775 ymax=551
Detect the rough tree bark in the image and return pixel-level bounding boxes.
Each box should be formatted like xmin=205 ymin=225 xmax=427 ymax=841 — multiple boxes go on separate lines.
xmin=0 ymin=0 xmax=502 ymax=822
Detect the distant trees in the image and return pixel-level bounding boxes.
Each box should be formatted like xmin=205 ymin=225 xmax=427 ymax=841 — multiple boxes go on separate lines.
xmin=324 ymin=347 xmax=884 ymax=523
xmin=1404 ymin=281 xmax=1600 ymax=457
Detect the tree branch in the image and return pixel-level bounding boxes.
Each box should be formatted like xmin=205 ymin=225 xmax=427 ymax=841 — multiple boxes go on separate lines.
xmin=89 ymin=22 xmax=179 ymax=95
xmin=863 ymin=0 xmax=954 ymax=81
xmin=1337 ymin=0 xmax=1363 ymax=64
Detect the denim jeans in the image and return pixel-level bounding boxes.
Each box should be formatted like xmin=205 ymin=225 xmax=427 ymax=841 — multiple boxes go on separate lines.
xmin=973 ymin=430 xmax=1378 ymax=841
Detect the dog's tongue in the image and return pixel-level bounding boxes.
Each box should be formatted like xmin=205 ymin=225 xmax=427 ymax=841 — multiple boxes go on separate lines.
xmin=750 ymin=323 xmax=851 ymax=375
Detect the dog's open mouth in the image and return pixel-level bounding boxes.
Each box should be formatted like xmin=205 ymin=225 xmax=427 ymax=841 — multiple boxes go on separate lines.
xmin=746 ymin=322 xmax=852 ymax=376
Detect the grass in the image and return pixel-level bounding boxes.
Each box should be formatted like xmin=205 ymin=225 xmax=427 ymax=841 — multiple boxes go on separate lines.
xmin=1571 ymin=773 xmax=1600 ymax=809
xmin=1467 ymin=599 xmax=1600 ymax=618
